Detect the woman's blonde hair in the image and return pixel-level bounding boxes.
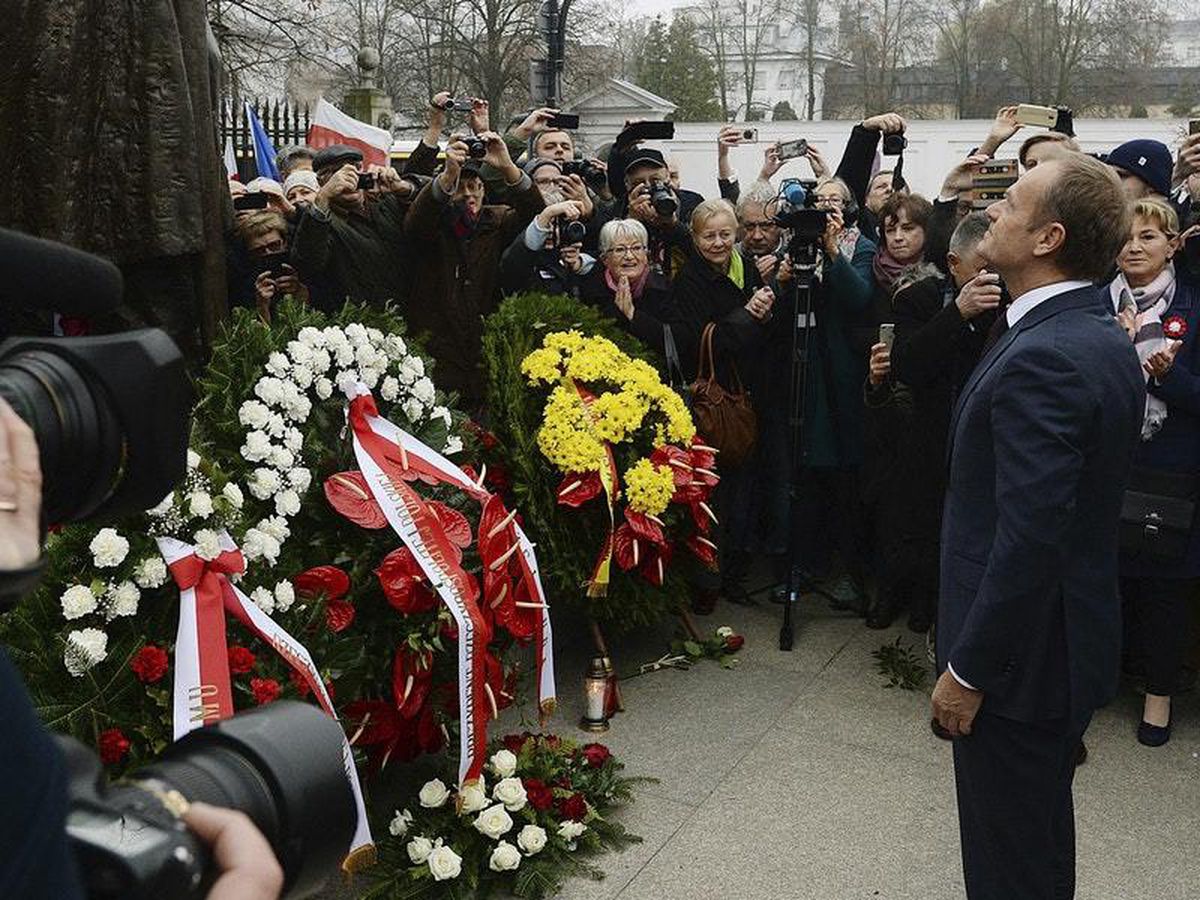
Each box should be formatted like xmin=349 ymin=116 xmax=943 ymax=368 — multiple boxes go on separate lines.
xmin=1130 ymin=197 xmax=1179 ymax=237
xmin=690 ymin=198 xmax=737 ymax=233
xmin=237 ymin=210 xmax=288 ymax=243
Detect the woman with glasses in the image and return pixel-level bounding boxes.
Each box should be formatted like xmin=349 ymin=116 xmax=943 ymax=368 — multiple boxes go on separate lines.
xmin=578 ymin=219 xmax=678 ymax=356
xmin=234 ymin=210 xmax=309 ymax=322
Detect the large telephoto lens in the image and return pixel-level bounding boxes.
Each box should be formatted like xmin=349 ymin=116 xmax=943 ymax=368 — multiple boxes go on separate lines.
xmin=0 ymin=329 xmax=190 ymax=524
xmin=134 ymin=702 xmax=356 ymax=898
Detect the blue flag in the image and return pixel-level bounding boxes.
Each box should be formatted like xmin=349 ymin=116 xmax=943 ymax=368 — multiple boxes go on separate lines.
xmin=245 ymin=101 xmax=281 ymax=182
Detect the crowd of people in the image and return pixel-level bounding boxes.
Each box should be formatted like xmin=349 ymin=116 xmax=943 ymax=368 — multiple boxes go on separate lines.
xmin=224 ymin=99 xmax=1200 ymax=751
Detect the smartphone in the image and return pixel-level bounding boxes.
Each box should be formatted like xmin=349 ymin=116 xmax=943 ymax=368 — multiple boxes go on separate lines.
xmin=257 ymin=251 xmax=290 ymax=279
xmin=619 ymin=121 xmax=675 ymax=144
xmin=777 ymin=138 xmax=808 ymax=161
xmin=1190 ymin=119 xmax=1200 ymax=136
xmin=740 ymin=127 xmax=758 ymax=142
xmin=233 ymin=193 xmax=269 ymax=212
xmin=879 ymin=323 xmax=896 ymax=350
xmin=357 ymin=172 xmax=377 ymax=191
xmin=1015 ymin=103 xmax=1059 ymax=129
xmin=547 ymin=112 xmax=580 ymax=130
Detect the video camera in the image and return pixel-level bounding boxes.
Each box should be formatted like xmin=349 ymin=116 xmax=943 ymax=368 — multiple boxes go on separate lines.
xmin=772 ymin=179 xmax=829 ymax=247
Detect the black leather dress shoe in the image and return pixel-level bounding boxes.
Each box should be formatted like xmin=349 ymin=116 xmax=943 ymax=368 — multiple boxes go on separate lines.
xmin=1137 ymin=719 xmax=1172 ymax=747
xmin=866 ymin=597 xmax=901 ymax=629
xmin=1074 ymin=740 xmax=1087 ymax=766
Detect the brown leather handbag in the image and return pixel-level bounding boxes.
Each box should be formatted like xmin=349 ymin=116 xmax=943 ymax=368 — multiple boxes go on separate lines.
xmin=688 ymin=322 xmax=757 ymax=467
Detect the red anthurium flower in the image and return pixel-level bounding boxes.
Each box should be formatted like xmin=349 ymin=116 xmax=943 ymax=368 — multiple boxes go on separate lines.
xmin=324 ymin=471 xmax=388 ymax=529
xmin=392 ymin=647 xmax=434 ymax=719
xmin=227 ymin=645 xmax=257 ymax=675
xmin=557 ymin=792 xmax=588 ymax=821
xmin=294 ymin=565 xmax=351 ymax=602
xmin=555 ymin=470 xmax=603 ymax=508
xmin=250 ymin=677 xmax=281 ymax=705
xmin=325 ymin=600 xmax=356 ymax=632
xmin=478 ymin=494 xmax=519 ymax=561
xmin=638 ymin=540 xmax=674 ymax=587
xmin=523 ymin=777 xmax=555 ymax=811
xmin=416 ymin=703 xmax=446 ymax=755
xmin=376 ymin=547 xmax=439 ymax=615
xmin=651 ymin=444 xmax=694 ymax=489
xmin=1164 ymin=315 xmax=1188 ymax=341
xmin=581 ymin=743 xmax=611 ymax=768
xmin=98 ymin=728 xmax=131 ymax=765
xmin=344 ymin=700 xmax=421 ymax=773
xmin=440 ymin=616 xmax=459 ymax=643
xmin=481 ymin=651 xmax=514 ymax=717
xmin=130 ymin=644 xmax=169 ymax=684
xmin=491 ymin=567 xmax=537 ymax=641
xmin=685 ymin=532 xmax=719 ymax=569
xmin=613 ymin=523 xmax=648 ymax=572
xmin=624 ymin=507 xmax=666 ymax=545
xmin=465 ymin=420 xmax=499 ymax=450
xmin=427 ymin=501 xmax=473 ymax=548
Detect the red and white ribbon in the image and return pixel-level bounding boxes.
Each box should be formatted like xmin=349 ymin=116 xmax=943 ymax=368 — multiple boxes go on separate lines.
xmin=347 ymin=388 xmax=556 ymax=785
xmin=158 ymin=532 xmax=374 ymax=870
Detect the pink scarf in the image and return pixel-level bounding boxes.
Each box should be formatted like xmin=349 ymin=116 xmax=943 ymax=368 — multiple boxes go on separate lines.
xmin=872 ymin=247 xmax=909 ymax=295
xmin=605 ymin=267 xmax=649 ymax=299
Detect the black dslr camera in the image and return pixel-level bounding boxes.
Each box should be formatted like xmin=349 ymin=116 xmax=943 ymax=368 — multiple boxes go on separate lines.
xmin=647 ymin=180 xmax=678 ymax=217
xmin=462 ymin=136 xmax=488 ymax=159
xmin=554 ymin=216 xmax=587 ymax=246
xmin=561 ymin=159 xmax=606 ymax=191
xmin=64 ymin=702 xmax=354 ymax=899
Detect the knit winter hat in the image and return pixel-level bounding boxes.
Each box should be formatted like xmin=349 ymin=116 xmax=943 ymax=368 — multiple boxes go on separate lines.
xmin=282 ymin=170 xmax=319 ymax=197
xmin=1107 ymin=140 xmax=1173 ymax=197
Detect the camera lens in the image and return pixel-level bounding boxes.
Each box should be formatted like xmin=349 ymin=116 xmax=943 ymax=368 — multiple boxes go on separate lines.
xmin=650 ymin=183 xmax=678 ymax=217
xmin=134 ymin=702 xmax=355 ymax=898
xmin=743 ymin=129 xmax=754 ymax=140
xmin=0 ymin=348 xmax=122 ymax=524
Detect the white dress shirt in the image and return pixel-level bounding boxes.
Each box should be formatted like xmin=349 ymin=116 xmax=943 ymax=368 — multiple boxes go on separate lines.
xmin=948 ymin=278 xmax=1092 ymax=693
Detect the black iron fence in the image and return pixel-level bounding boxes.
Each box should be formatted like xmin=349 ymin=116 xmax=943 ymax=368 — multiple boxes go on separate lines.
xmin=219 ymin=98 xmax=311 ymax=181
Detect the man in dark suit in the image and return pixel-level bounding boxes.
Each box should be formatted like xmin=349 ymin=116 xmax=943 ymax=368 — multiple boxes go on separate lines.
xmin=932 ymin=154 xmax=1145 ymax=900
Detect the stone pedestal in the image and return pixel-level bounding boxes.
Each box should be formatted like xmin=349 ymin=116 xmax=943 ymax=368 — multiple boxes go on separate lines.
xmin=342 ymin=47 xmax=393 ymax=130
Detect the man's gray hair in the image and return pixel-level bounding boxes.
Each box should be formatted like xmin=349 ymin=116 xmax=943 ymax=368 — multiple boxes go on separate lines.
xmin=276 ymin=144 xmax=315 ymax=178
xmin=598 ymin=218 xmax=649 ymax=254
xmin=948 ymin=211 xmax=991 ymax=256
xmin=735 ymin=180 xmax=777 ymax=219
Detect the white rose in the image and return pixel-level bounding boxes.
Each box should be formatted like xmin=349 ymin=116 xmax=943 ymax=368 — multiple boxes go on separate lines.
xmin=473 ymin=804 xmax=514 ymax=840
xmin=146 ymin=493 xmax=175 ymax=517
xmin=458 ymin=780 xmax=488 ymax=814
xmin=274 ymin=489 xmax=301 ymax=517
xmin=274 ymin=581 xmax=295 ymax=612
xmin=443 ymin=436 xmax=464 ymax=456
xmin=418 ymin=778 xmax=451 ymax=809
xmin=104 ymin=581 xmax=140 ymax=619
xmin=89 ymin=528 xmax=130 ymax=568
xmin=60 ymin=585 xmax=98 ymax=620
xmin=238 ymin=400 xmax=271 ymax=430
xmin=406 ymin=356 xmax=426 ymax=378
xmin=489 ymin=840 xmax=521 ymax=872
xmin=427 ymin=844 xmax=462 ymax=882
xmin=413 ymin=377 xmax=436 ymax=405
xmin=406 ymin=835 xmax=433 ymax=864
xmin=489 ymin=749 xmax=517 ymax=778
xmin=187 ymin=449 xmax=202 ymax=469
xmin=250 ymin=587 xmax=275 ymax=615
xmin=133 ymin=557 xmax=169 ymax=590
xmin=64 ymin=628 xmax=108 ymax=676
xmin=248 ymin=468 xmax=282 ymax=500
xmin=222 ymin=483 xmax=244 ymax=510
xmin=716 ymin=626 xmax=734 ymax=638
xmin=402 ymin=398 xmax=423 ymax=423
xmin=265 ymin=351 xmax=291 ymax=377
xmin=187 ymin=491 xmax=214 ymax=519
xmin=557 ymin=820 xmax=587 ymax=842
xmin=193 ymin=529 xmax=222 ymax=561
xmin=314 ymin=377 xmax=333 ymax=400
xmin=265 ymin=413 xmax=287 ymax=438
xmin=269 ymin=446 xmax=295 ymax=470
xmin=380 ymin=376 xmax=400 ymax=402
xmin=388 ymin=808 xmax=413 ymax=838
xmin=240 ymin=431 xmax=272 ymax=463
xmin=517 ymin=824 xmax=547 ymax=856
xmin=492 ymin=777 xmax=527 ymax=812
xmin=287 ymin=468 xmax=312 ymax=493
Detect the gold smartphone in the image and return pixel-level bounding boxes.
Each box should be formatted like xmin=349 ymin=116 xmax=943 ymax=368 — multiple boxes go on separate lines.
xmin=1014 ymin=104 xmax=1059 ymax=129
xmin=879 ymin=323 xmax=896 ymax=350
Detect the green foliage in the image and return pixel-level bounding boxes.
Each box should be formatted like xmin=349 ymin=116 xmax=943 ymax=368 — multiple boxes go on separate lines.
xmin=771 ymin=100 xmax=799 ymax=121
xmin=635 ymin=15 xmax=722 ymax=122
xmin=482 ymin=293 xmax=694 ymax=629
xmin=872 ymin=636 xmax=930 ymax=691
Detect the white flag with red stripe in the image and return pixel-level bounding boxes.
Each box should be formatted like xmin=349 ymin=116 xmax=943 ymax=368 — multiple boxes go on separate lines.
xmin=223 ymin=136 xmax=239 ymax=180
xmin=307 ymin=98 xmax=392 ymax=168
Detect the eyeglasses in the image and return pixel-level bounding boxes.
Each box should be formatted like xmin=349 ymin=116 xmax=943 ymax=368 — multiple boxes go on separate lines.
xmin=606 ymin=245 xmax=648 ymax=257
xmin=814 ymin=196 xmax=845 ymax=207
xmin=250 ymin=237 xmax=286 ymax=257
xmin=743 ymin=221 xmax=775 ymax=232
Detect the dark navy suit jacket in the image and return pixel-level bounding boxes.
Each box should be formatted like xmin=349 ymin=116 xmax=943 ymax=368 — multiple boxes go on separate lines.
xmin=938 ymin=284 xmax=1144 ymax=722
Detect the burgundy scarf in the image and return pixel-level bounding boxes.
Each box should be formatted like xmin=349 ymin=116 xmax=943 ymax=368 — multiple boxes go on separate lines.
xmin=872 ymin=247 xmax=909 ymax=295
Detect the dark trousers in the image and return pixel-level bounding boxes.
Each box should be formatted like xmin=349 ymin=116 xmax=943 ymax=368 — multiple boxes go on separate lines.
xmin=1120 ymin=575 xmax=1197 ymax=696
xmin=785 ymin=465 xmax=861 ymax=581
xmin=953 ymin=711 xmax=1090 ymax=900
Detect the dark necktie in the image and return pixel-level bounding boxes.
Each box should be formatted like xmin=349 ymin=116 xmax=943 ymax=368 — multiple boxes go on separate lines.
xmin=981 ymin=308 xmax=1010 ymax=355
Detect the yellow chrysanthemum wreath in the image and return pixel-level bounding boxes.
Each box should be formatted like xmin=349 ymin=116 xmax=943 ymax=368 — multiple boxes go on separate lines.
xmin=521 ymin=332 xmax=695 ymax=516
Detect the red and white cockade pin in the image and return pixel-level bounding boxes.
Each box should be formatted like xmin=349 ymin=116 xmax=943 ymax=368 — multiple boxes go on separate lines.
xmin=1163 ymin=315 xmax=1188 ymax=341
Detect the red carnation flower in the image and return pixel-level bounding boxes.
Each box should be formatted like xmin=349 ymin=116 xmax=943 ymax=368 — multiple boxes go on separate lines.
xmin=724 ymin=634 xmax=745 ymax=652
xmin=250 ymin=677 xmax=281 ymax=705
xmin=130 ymin=645 xmax=169 ymax=684
xmin=523 ymin=777 xmax=555 ymax=812
xmin=227 ymin=645 xmax=257 ymax=675
xmin=557 ymin=792 xmax=588 ymax=821
xmin=98 ymin=728 xmax=131 ymax=765
xmin=581 ymin=743 xmax=612 ymax=768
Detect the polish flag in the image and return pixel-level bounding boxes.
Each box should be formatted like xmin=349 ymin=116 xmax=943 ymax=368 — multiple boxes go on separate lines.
xmin=307 ymin=98 xmax=392 ymax=168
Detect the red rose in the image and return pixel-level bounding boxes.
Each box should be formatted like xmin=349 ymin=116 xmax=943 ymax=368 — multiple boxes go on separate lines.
xmin=98 ymin=728 xmax=130 ymax=765
xmin=227 ymin=645 xmax=257 ymax=675
xmin=503 ymin=732 xmax=532 ymax=755
xmin=581 ymin=743 xmax=611 ymax=768
xmin=557 ymin=792 xmax=588 ymax=821
xmin=130 ymin=645 xmax=169 ymax=684
xmin=523 ymin=778 xmax=555 ymax=811
xmin=325 ymin=599 xmax=356 ymax=632
xmin=724 ymin=634 xmax=745 ymax=652
xmin=250 ymin=677 xmax=281 ymax=705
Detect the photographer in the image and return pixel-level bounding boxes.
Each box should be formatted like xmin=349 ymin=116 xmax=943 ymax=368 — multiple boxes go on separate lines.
xmin=405 ymin=91 xmax=490 ymax=178
xmin=619 ymin=149 xmax=691 ymax=280
xmin=236 ymin=211 xmax=310 ymax=322
xmin=0 ymin=398 xmax=282 ymax=900
xmin=499 ymin=188 xmax=594 ymax=298
xmin=836 ymin=112 xmax=909 ymax=244
xmin=289 ymin=145 xmax=422 ymax=308
xmin=404 ymin=132 xmax=544 ymax=411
